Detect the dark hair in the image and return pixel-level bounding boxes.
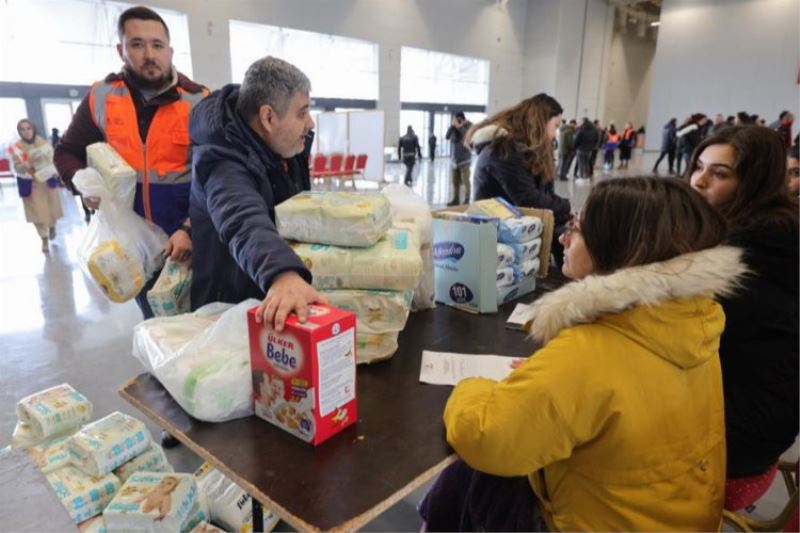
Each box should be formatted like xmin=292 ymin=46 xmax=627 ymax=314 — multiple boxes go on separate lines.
xmin=780 ymin=110 xmax=790 ymax=120
xmin=736 ymin=111 xmax=753 ymax=124
xmin=580 ymin=177 xmax=727 ymax=274
xmin=726 ymin=115 xmax=735 ymax=124
xmin=454 ymin=111 xmax=466 ymax=121
xmin=117 ymin=6 xmax=170 ymax=40
xmin=466 ymin=93 xmax=563 ymax=182
xmin=687 ymin=125 xmax=798 ymax=228
xmin=16 ymin=118 xmax=37 ymax=139
xmin=790 ymin=143 xmax=800 ymax=161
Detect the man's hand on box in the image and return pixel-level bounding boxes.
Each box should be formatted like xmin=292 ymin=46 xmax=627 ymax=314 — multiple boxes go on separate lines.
xmin=256 ymin=271 xmax=329 ymax=332
xmin=164 ymin=229 xmax=192 ymax=264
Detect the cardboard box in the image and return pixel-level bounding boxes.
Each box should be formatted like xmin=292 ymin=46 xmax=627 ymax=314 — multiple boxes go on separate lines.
xmin=433 ymin=205 xmax=554 ymax=313
xmin=248 ymin=305 xmax=357 ymax=446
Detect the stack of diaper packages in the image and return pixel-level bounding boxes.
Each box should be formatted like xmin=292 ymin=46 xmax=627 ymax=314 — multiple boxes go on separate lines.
xmin=496 ymin=215 xmax=544 ymax=296
xmin=276 ymin=192 xmax=422 ymax=363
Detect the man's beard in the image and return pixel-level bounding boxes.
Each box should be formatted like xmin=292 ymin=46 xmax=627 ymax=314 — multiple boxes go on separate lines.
xmin=125 ymin=64 xmax=172 ymax=91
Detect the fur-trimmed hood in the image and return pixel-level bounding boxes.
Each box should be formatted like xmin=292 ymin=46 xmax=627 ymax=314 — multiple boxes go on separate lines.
xmin=528 ymin=246 xmax=748 ymax=368
xmin=469 ymin=124 xmax=508 ymax=149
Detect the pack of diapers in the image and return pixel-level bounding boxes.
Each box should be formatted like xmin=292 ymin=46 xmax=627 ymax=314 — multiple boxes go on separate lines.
xmin=147 ymin=258 xmax=192 ymax=317
xmin=87 ymin=142 xmax=137 ymax=210
xmin=497 ymin=243 xmax=514 ymax=268
xmin=79 ymin=515 xmax=108 ymax=533
xmin=183 ymin=492 xmax=211 ymax=532
xmin=11 ymin=421 xmax=44 ymax=450
xmin=47 ymin=465 xmax=121 ymax=524
xmin=513 ymin=258 xmax=541 ymax=280
xmin=509 ymin=238 xmax=542 ymax=263
xmin=276 ymin=191 xmax=392 ymax=247
xmin=357 ymin=332 xmax=399 ymax=364
xmin=88 ymin=240 xmax=146 ymax=303
xmin=68 ymin=412 xmax=152 ymax=477
xmin=103 ymin=472 xmax=199 ymax=532
xmin=27 ymin=433 xmax=73 ymax=473
xmin=465 ymin=197 xmax=520 ymax=220
xmin=16 ymin=383 xmax=93 ymax=439
xmin=498 ymin=216 xmax=544 ymax=243
xmin=114 ymin=443 xmax=173 ymax=482
xmin=189 ymin=521 xmax=225 ymax=533
xmin=195 ymin=461 xmax=279 ymax=533
xmin=320 ymin=289 xmax=411 ymax=335
xmin=291 ymin=228 xmax=422 ymax=291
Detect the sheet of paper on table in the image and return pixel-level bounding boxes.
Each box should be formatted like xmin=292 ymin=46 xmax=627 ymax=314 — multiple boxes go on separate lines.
xmin=419 ymin=350 xmax=516 ymax=386
xmin=505 ymin=302 xmax=534 ymax=330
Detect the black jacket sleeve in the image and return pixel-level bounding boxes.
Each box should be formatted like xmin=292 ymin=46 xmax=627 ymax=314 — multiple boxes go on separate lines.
xmin=489 ymin=148 xmax=571 ymax=223
xmin=202 ymin=157 xmax=311 ymax=293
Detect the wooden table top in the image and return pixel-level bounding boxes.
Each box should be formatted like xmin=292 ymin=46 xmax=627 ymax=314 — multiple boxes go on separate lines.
xmin=119 ymin=275 xmax=563 ymax=531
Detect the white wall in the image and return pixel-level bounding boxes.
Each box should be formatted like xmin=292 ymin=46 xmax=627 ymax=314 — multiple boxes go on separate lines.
xmin=140 ymin=0 xmax=529 ymax=146
xmin=522 ymin=0 xmax=614 ymax=122
xmin=645 ymin=0 xmax=800 ymax=150
xmin=602 ymin=21 xmax=657 ymax=129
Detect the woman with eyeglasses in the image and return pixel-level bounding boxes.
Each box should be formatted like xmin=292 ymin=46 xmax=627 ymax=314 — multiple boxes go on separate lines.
xmin=419 ymin=177 xmax=745 ymax=531
xmin=688 ymin=125 xmax=799 ymax=510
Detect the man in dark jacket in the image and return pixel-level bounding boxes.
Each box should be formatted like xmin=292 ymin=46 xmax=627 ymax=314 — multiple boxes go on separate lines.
xmin=398 ymin=126 xmax=422 ymax=186
xmin=557 ymin=119 xmax=576 ymax=181
xmin=189 ymin=56 xmax=326 ymax=331
xmin=573 ymin=118 xmax=599 ymax=179
xmin=652 ymin=118 xmax=677 ymax=174
xmin=445 ymin=112 xmax=472 ymax=205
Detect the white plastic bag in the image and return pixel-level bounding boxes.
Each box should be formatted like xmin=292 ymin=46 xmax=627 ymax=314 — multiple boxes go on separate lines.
xmin=381 ymin=184 xmax=435 ymax=310
xmin=132 ymin=300 xmax=258 ymax=423
xmin=74 ymin=168 xmax=167 ymax=303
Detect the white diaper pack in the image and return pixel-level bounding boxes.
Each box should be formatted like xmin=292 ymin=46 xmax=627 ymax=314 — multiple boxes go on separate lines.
xmin=276 ymin=191 xmax=392 ymax=247
xmin=16 ymin=383 xmax=93 ymax=439
xmin=320 ymin=289 xmax=412 ymax=335
xmin=86 ymin=142 xmax=137 ymax=210
xmin=78 ymin=515 xmax=108 ymax=533
xmin=26 ymin=433 xmax=73 ymax=473
xmin=356 ymin=331 xmax=400 ymax=364
xmin=68 ymin=412 xmax=152 ymax=477
xmin=114 ymin=443 xmax=173 ymax=482
xmin=147 ymin=259 xmax=192 ymax=317
xmin=46 ymin=465 xmax=121 ymax=524
xmin=103 ymin=472 xmax=200 ymax=532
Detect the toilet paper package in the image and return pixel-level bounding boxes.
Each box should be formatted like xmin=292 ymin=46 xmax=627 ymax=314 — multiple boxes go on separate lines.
xmin=16 ymin=383 xmax=93 ymax=439
xmin=497 ymin=216 xmax=544 ymax=243
xmin=509 ymin=238 xmax=542 ymax=263
xmin=47 ymin=465 xmax=121 ymax=524
xmin=496 ymin=267 xmax=516 ymax=288
xmin=103 ymin=472 xmax=199 ymax=532
xmin=276 ymin=191 xmax=392 ymax=247
xmin=496 ymin=243 xmax=514 ymax=268
xmin=291 ymin=228 xmax=422 ymax=291
xmin=114 ymin=443 xmax=173 ymax=482
xmin=68 ymin=412 xmax=152 ymax=477
xmin=514 ymin=258 xmax=541 ymax=280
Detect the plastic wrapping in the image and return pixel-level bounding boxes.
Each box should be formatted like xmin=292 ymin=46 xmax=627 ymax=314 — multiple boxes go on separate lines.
xmin=26 ymin=433 xmax=73 ymax=474
xmin=497 ymin=243 xmax=514 ymax=268
xmin=114 ymin=443 xmax=173 ymax=482
xmin=74 ymin=167 xmax=167 ymax=303
xmin=320 ymin=289 xmax=411 ymax=335
xmin=86 ymin=142 xmax=137 ymax=210
xmin=291 ymin=228 xmax=422 ymax=291
xmin=496 ymin=267 xmax=515 ymax=288
xmin=514 ymin=258 xmax=541 ymax=280
xmin=276 ymin=191 xmax=391 ymax=247
xmin=357 ymin=331 xmax=399 ymax=364
xmin=498 ymin=215 xmax=544 ymax=243
xmin=16 ymin=383 xmax=93 ymax=439
xmin=47 ymin=465 xmax=121 ymax=524
xmin=132 ymin=300 xmax=258 ymax=423
xmin=68 ymin=411 xmax=152 ymax=477
xmin=147 ymin=259 xmax=192 ymax=317
xmin=509 ymin=238 xmax=542 ymax=263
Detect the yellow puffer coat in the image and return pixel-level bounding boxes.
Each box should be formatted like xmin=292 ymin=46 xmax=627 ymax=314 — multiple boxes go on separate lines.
xmin=444 ymin=246 xmax=747 ymax=532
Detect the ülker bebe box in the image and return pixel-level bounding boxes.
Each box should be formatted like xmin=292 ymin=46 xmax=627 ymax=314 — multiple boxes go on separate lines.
xmin=248 ymin=304 xmax=357 ymax=446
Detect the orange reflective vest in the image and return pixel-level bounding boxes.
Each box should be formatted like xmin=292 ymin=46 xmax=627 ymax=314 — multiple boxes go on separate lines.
xmin=88 ymin=79 xmax=207 ymax=226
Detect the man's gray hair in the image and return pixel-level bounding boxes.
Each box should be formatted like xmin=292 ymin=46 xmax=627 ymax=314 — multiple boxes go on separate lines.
xmin=236 ymin=56 xmax=311 ymax=120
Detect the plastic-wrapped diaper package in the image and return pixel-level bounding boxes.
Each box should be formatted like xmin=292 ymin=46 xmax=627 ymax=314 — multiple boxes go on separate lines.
xmin=189 ymin=521 xmax=225 ymax=533
xmin=47 ymin=465 xmax=121 ymax=524
xmin=291 ymin=228 xmax=422 ymax=291
xmin=509 ymin=238 xmax=542 ymax=263
xmin=114 ymin=443 xmax=173 ymax=482
xmin=497 ymin=243 xmax=514 ymax=268
xmin=16 ymin=383 xmax=93 ymax=439
xmin=26 ymin=433 xmax=73 ymax=473
xmin=103 ymin=472 xmax=199 ymax=532
xmin=11 ymin=421 xmax=43 ymax=450
xmin=276 ymin=191 xmax=392 ymax=247
xmin=79 ymin=515 xmax=108 ymax=533
xmin=496 ymin=267 xmax=516 ymax=288
xmin=498 ymin=216 xmax=544 ymax=243
xmin=183 ymin=492 xmax=211 ymax=532
xmin=147 ymin=258 xmax=192 ymax=317
xmin=320 ymin=289 xmax=411 ymax=335
xmin=86 ymin=142 xmax=137 ymax=210
xmin=357 ymin=332 xmax=400 ymax=364
xmin=195 ymin=461 xmax=279 ymax=533
xmin=88 ymin=240 xmax=146 ymax=303
xmin=465 ymin=198 xmax=520 ymax=220
xmin=132 ymin=300 xmax=257 ymax=423
xmin=513 ymin=258 xmax=541 ymax=280
xmin=68 ymin=411 xmax=152 ymax=477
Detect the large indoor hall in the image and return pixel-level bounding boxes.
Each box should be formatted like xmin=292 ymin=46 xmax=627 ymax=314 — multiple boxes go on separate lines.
xmin=0 ymin=0 xmax=797 ymax=531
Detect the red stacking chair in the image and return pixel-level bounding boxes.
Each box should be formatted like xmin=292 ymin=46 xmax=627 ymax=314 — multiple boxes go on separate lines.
xmin=0 ymin=158 xmax=13 ymax=179
xmin=311 ymin=153 xmax=327 ymax=173
xmin=342 ymin=154 xmax=357 ymax=190
xmin=355 ymin=153 xmax=368 ymax=174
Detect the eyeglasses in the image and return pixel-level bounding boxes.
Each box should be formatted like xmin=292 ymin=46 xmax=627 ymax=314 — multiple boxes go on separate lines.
xmin=565 ymin=215 xmax=582 ymax=235
xmin=788 ymin=167 xmax=800 ymax=178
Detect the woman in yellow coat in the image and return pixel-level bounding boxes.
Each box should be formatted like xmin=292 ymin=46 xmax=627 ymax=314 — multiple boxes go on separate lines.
xmin=8 ymin=119 xmax=63 ymax=252
xmin=420 ymin=177 xmax=748 ymax=531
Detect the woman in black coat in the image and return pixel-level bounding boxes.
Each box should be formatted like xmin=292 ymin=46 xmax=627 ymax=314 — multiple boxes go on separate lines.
xmin=652 ymin=118 xmax=677 ymax=173
xmin=467 ymin=94 xmax=571 ymax=266
xmin=689 ymin=125 xmax=799 ymax=509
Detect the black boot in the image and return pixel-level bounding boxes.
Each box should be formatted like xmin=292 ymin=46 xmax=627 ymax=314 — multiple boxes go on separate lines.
xmin=160 ymin=430 xmax=181 ymax=449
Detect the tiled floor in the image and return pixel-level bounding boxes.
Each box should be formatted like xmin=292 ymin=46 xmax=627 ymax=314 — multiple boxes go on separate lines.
xmin=0 ymin=150 xmax=794 ymax=531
